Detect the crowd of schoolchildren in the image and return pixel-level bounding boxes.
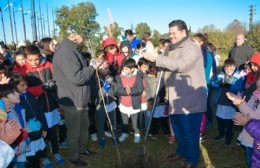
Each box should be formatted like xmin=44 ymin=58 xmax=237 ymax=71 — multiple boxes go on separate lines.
xmin=0 ymin=29 xmax=259 ymax=168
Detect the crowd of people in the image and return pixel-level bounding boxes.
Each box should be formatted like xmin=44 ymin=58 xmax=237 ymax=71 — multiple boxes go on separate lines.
xmin=0 ymin=19 xmax=259 ymax=168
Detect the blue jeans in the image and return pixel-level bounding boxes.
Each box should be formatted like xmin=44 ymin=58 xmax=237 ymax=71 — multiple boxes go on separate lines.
xmin=170 ymin=113 xmax=202 ymax=165
xmin=245 ymin=146 xmax=252 ymax=168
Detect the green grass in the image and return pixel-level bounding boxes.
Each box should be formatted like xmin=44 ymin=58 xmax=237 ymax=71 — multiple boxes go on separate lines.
xmin=52 ymin=124 xmax=247 ymax=168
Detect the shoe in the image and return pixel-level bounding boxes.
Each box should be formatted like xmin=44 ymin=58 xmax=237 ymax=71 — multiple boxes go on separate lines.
xmin=119 ymin=133 xmax=129 ymax=142
xmin=53 ymin=153 xmax=65 ymax=165
xmin=80 ymin=149 xmax=97 ymax=158
xmin=105 ymin=131 xmax=112 ymax=138
xmin=167 ymin=154 xmax=185 ymax=161
xmin=91 ymin=133 xmax=97 ymax=141
xmin=69 ymin=159 xmax=88 ymax=168
xmin=99 ymin=138 xmax=106 ymax=147
xmin=151 ymin=135 xmax=158 ymax=140
xmin=200 ymin=136 xmax=206 ymax=142
xmin=225 ymin=139 xmax=232 ymax=146
xmin=214 ymin=135 xmax=224 ymax=141
xmin=169 ymin=136 xmax=175 ymax=144
xmin=41 ymin=158 xmax=54 ymax=168
xmin=134 ymin=134 xmax=141 ymax=143
xmin=59 ymin=141 xmax=68 ymax=149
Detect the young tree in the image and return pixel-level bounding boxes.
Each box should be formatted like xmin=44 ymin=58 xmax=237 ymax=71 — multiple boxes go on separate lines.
xmin=135 ymin=23 xmax=151 ymax=39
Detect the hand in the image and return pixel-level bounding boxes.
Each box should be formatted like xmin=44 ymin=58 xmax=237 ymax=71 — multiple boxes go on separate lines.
xmin=233 ymin=112 xmax=250 ymax=126
xmin=42 ymin=131 xmax=47 ymax=138
xmin=226 ymin=92 xmax=245 ymax=106
xmin=0 ymin=75 xmax=10 ymax=84
xmin=126 ymin=86 xmax=130 ymax=95
xmin=0 ymin=119 xmax=21 ymax=145
xmin=142 ymin=51 xmax=157 ymax=62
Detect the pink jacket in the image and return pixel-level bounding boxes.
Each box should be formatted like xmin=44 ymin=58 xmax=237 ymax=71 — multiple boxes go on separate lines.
xmin=237 ymin=95 xmax=260 ymax=147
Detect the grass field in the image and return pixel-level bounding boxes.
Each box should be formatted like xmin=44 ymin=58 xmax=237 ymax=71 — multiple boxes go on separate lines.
xmin=52 ymin=123 xmax=247 ymax=168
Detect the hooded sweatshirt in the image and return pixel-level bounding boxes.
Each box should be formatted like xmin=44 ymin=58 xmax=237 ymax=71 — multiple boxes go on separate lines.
xmin=246 ymin=53 xmax=260 ymax=86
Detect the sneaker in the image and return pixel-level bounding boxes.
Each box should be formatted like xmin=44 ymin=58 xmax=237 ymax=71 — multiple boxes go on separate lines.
xmin=59 ymin=141 xmax=68 ymax=149
xmin=134 ymin=134 xmax=141 ymax=143
xmin=99 ymin=138 xmax=106 ymax=147
xmin=169 ymin=136 xmax=175 ymax=144
xmin=200 ymin=136 xmax=206 ymax=142
xmin=119 ymin=133 xmax=129 ymax=142
xmin=214 ymin=135 xmax=224 ymax=141
xmin=41 ymin=158 xmax=54 ymax=168
xmin=91 ymin=133 xmax=98 ymax=141
xmin=70 ymin=159 xmax=88 ymax=168
xmin=53 ymin=154 xmax=65 ymax=165
xmin=105 ymin=131 xmax=112 ymax=138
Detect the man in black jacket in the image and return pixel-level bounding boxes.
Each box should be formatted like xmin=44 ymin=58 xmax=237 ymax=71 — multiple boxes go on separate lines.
xmin=53 ymin=25 xmax=98 ymax=168
xmin=229 ymin=34 xmax=254 ymax=70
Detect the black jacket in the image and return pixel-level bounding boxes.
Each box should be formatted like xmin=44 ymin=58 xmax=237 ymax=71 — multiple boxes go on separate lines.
xmin=53 ymin=38 xmax=95 ymax=107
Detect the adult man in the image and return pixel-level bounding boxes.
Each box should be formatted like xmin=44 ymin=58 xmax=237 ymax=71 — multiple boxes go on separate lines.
xmin=124 ymin=29 xmax=141 ymax=51
xmin=53 ymin=25 xmax=98 ymax=168
xmin=229 ymin=34 xmax=254 ymax=70
xmin=143 ymin=20 xmax=207 ymax=168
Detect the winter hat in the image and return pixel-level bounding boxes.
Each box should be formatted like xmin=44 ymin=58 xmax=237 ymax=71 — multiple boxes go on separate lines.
xmin=250 ymin=53 xmax=260 ymax=66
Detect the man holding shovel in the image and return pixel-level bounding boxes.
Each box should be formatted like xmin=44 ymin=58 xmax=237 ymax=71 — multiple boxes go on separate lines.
xmin=143 ymin=20 xmax=207 ymax=168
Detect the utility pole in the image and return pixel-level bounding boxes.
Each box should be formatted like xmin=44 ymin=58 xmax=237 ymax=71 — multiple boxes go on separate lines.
xmin=39 ymin=0 xmax=43 ymax=38
xmin=46 ymin=4 xmax=50 ymax=37
xmin=7 ymin=0 xmax=14 ymax=43
xmin=52 ymin=7 xmax=56 ymax=37
xmin=20 ymin=0 xmax=26 ymax=41
xmin=30 ymin=0 xmax=37 ymax=41
xmin=12 ymin=6 xmax=18 ymax=44
xmin=249 ymin=5 xmax=255 ymax=33
xmin=0 ymin=7 xmax=6 ymax=43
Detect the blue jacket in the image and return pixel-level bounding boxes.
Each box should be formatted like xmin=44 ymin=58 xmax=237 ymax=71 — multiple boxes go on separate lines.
xmin=211 ymin=69 xmax=243 ymax=106
xmin=130 ymin=37 xmax=141 ymax=50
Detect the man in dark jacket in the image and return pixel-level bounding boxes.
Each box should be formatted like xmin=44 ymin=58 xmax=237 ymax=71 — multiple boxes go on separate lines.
xmin=228 ymin=34 xmax=254 ymax=70
xmin=52 ymin=25 xmax=97 ymax=168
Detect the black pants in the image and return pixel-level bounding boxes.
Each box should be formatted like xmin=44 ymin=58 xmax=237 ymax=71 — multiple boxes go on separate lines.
xmin=88 ymin=103 xmax=97 ymax=134
xmin=46 ymin=125 xmax=59 ymax=154
xmin=150 ymin=117 xmax=170 ymax=135
xmin=26 ymin=149 xmax=45 ymax=168
xmin=59 ymin=124 xmax=67 ymax=143
xmin=216 ymin=116 xmax=233 ymax=140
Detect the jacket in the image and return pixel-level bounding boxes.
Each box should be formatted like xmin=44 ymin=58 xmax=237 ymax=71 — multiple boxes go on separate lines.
xmin=24 ymin=61 xmax=58 ymax=112
xmin=19 ymin=92 xmax=48 ymax=141
xmin=246 ymin=119 xmax=260 ymax=168
xmin=155 ymin=38 xmax=207 ymax=114
xmin=212 ymin=69 xmax=243 ymax=106
xmin=228 ymin=43 xmax=254 ymax=69
xmin=53 ymin=38 xmax=95 ymax=107
xmin=115 ymin=69 xmax=143 ymax=110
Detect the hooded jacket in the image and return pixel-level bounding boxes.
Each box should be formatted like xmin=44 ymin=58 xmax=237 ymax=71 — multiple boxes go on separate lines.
xmin=53 ymin=38 xmax=95 ymax=107
xmin=102 ymin=38 xmax=125 ymax=75
xmin=246 ymin=53 xmax=260 ymax=86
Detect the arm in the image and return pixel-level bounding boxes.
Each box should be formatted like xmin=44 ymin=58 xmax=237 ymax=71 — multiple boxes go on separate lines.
xmin=246 ymin=119 xmax=260 ymax=140
xmin=129 ymin=74 xmax=144 ymax=96
xmin=58 ymin=51 xmax=95 ymax=86
xmin=115 ymin=75 xmax=128 ymax=96
xmin=155 ymin=45 xmax=202 ymax=72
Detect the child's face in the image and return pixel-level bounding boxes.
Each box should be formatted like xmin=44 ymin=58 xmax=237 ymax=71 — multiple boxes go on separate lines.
xmin=26 ymin=55 xmax=40 ymax=68
xmin=15 ymin=55 xmax=26 ymax=66
xmin=123 ymin=67 xmax=134 ymax=75
xmin=224 ymin=64 xmax=235 ymax=76
xmin=16 ymin=81 xmax=27 ymax=94
xmin=107 ymin=45 xmax=117 ymax=55
xmin=5 ymin=90 xmax=20 ymax=104
xmin=251 ymin=63 xmax=259 ymax=73
xmin=139 ymin=64 xmax=149 ymax=74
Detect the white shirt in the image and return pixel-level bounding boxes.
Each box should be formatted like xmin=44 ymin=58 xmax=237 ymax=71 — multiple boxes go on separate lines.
xmin=0 ymin=140 xmax=15 ymax=168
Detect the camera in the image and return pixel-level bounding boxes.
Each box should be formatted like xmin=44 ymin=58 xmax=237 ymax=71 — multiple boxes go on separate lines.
xmin=42 ymin=80 xmax=56 ymax=91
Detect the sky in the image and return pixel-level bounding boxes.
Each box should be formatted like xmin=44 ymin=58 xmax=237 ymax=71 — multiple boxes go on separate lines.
xmin=0 ymin=0 xmax=259 ymax=44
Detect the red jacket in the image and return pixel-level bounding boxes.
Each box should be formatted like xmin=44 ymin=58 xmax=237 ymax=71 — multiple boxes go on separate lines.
xmin=102 ymin=38 xmax=125 ymax=68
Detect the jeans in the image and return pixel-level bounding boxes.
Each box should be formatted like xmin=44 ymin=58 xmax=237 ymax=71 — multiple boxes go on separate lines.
xmin=245 ymin=146 xmax=252 ymax=168
xmin=170 ymin=113 xmax=202 ymax=165
xmin=59 ymin=105 xmax=89 ymax=161
xmin=96 ymin=104 xmax=117 ymax=139
xmin=121 ymin=112 xmax=140 ymax=134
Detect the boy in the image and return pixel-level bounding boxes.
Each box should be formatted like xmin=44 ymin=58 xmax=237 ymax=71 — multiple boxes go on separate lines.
xmin=23 ymin=45 xmax=64 ymax=167
xmin=212 ymin=58 xmax=243 ymax=145
xmin=0 ymin=84 xmax=29 ymax=167
xmin=115 ymin=58 xmax=143 ymax=143
xmin=9 ymin=72 xmax=48 ymax=168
